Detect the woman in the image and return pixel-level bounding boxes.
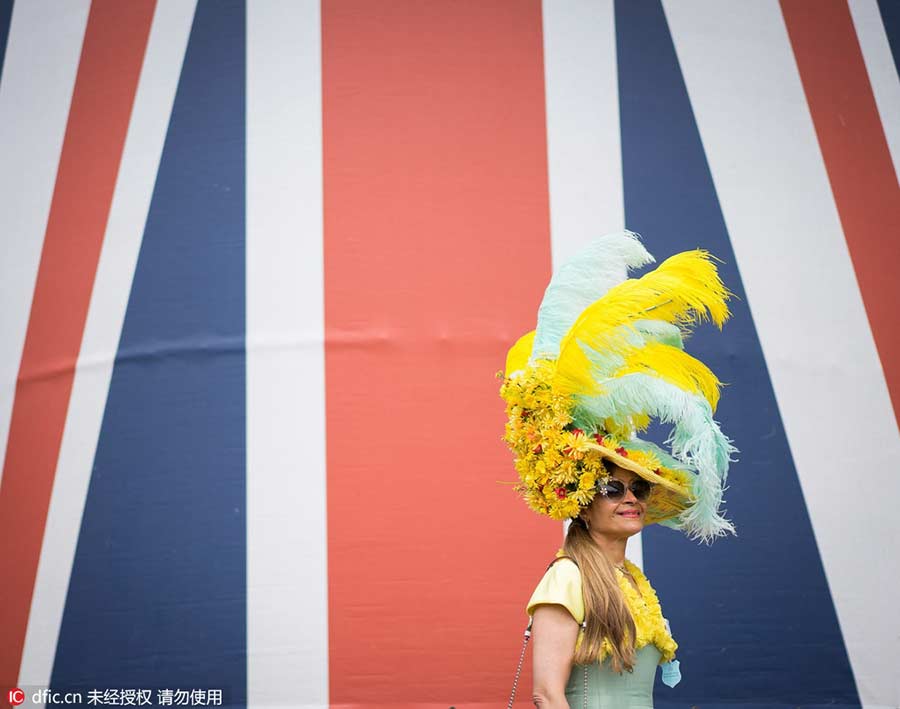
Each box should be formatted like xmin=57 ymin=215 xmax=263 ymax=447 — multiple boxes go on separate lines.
xmin=529 ymin=464 xmax=676 ymax=708
xmin=499 ymin=231 xmax=738 ymax=708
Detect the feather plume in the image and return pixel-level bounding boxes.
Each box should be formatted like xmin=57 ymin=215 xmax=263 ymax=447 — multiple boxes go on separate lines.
xmin=549 ymin=318 xmax=678 ymax=385
xmin=531 ymin=231 xmax=654 ymax=361
xmin=633 ymin=319 xmax=683 ymax=349
xmin=576 ymin=373 xmax=737 ymax=544
xmin=505 ymin=330 xmax=535 ymax=377
xmin=625 ymin=438 xmax=694 ymax=472
xmin=558 ymin=322 xmax=722 ymax=411
xmin=555 ymin=250 xmax=731 ymax=396
xmin=615 ymin=342 xmax=722 ymax=412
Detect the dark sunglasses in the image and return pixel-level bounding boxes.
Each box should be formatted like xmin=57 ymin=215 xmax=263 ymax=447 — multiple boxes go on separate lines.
xmin=599 ymin=478 xmax=653 ymax=501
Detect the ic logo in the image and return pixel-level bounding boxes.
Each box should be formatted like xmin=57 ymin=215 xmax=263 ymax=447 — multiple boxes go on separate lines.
xmin=8 ymin=689 xmax=25 ymax=706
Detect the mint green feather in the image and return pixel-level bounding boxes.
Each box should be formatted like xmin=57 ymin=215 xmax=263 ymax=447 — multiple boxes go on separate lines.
xmin=624 ymin=438 xmax=694 ymax=472
xmin=575 ymin=373 xmax=737 ymax=544
xmin=531 ymin=231 xmax=654 ymax=361
xmin=574 ymin=318 xmax=686 ymax=379
xmin=632 ymin=319 xmax=684 ymax=349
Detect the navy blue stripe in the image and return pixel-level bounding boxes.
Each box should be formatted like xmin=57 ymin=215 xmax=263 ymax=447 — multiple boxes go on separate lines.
xmin=51 ymin=2 xmax=246 ymax=705
xmin=877 ymin=0 xmax=900 ymax=84
xmin=0 ymin=0 xmax=13 ymax=84
xmin=615 ymin=2 xmax=859 ymax=707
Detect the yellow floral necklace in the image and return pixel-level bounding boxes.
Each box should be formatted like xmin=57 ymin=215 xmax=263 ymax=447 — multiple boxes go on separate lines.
xmin=600 ymin=558 xmax=678 ymax=665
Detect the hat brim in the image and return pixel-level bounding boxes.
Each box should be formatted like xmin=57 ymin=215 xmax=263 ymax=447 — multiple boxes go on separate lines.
xmin=586 ymin=441 xmax=694 ymax=526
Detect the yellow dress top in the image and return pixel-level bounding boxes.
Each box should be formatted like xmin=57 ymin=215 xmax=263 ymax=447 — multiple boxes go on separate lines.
xmin=526 ymin=550 xmax=678 ymax=665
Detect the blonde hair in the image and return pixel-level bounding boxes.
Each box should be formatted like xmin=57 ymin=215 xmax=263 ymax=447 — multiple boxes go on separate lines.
xmin=562 ymin=516 xmax=637 ymax=673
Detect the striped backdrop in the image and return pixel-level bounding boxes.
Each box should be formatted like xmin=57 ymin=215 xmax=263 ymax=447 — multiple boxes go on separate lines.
xmin=0 ymin=1 xmax=898 ymax=708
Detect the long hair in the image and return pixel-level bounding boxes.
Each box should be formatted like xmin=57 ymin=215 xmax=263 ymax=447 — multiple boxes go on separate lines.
xmin=563 ymin=516 xmax=637 ymax=673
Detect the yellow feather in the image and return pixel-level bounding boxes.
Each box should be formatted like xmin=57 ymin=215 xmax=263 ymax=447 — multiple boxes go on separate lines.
xmin=551 ymin=339 xmax=595 ymax=393
xmin=505 ymin=330 xmax=536 ymax=377
xmin=615 ymin=342 xmax=722 ymax=411
xmin=555 ymin=250 xmax=731 ymax=394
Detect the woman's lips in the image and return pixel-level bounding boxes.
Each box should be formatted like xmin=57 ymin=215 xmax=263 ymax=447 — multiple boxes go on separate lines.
xmin=618 ymin=511 xmax=641 ymax=518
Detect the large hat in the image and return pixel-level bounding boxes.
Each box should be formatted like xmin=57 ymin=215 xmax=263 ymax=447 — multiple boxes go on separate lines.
xmin=499 ymin=231 xmax=737 ymax=543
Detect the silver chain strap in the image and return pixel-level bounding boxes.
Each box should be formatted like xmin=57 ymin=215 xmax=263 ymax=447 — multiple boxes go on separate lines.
xmin=580 ymin=621 xmax=588 ymax=709
xmin=507 ymin=618 xmax=589 ymax=709
xmin=506 ymin=621 xmax=532 ymax=709
xmin=583 ymin=661 xmax=588 ymax=709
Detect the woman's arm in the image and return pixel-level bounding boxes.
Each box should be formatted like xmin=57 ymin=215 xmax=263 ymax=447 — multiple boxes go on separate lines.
xmin=530 ymin=603 xmax=579 ymax=709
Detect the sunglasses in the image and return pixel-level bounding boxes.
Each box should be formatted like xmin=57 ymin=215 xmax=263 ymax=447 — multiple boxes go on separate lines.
xmin=599 ymin=478 xmax=653 ymax=501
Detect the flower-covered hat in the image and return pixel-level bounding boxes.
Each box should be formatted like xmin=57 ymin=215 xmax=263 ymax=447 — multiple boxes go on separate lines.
xmin=500 ymin=231 xmax=737 ymax=543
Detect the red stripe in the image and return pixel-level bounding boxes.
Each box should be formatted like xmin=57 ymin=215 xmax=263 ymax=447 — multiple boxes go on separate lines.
xmin=0 ymin=0 xmax=155 ymax=685
xmin=781 ymin=0 xmax=900 ymax=425
xmin=322 ymin=1 xmax=557 ymax=703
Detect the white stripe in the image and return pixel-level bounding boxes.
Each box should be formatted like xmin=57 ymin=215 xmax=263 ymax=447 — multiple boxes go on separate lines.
xmin=664 ymin=3 xmax=900 ymax=707
xmin=0 ymin=0 xmax=90 ymax=490
xmin=542 ymin=1 xmax=644 ymax=569
xmin=18 ymin=0 xmax=195 ymax=691
xmin=542 ymin=0 xmax=626 ymax=265
xmin=849 ymin=0 xmax=900 ymax=186
xmin=246 ymin=1 xmax=328 ymax=707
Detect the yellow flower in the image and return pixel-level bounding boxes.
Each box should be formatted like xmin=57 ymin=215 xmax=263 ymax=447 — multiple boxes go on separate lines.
xmin=597 ymin=560 xmax=679 ymax=665
xmin=628 ymin=449 xmax=661 ymax=473
xmin=595 ymin=433 xmax=619 ymax=450
xmin=502 ymin=362 xmax=610 ymax=520
xmin=561 ymin=431 xmax=592 ymax=459
xmin=579 ymin=471 xmax=597 ymax=490
xmin=552 ymin=410 xmax=573 ymax=429
xmin=572 ymin=488 xmax=595 ymax=506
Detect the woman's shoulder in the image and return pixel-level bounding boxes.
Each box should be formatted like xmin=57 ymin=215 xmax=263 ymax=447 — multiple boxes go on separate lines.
xmin=550 ymin=548 xmax=579 ymax=568
xmin=526 ymin=549 xmax=585 ymax=622
xmin=545 ymin=549 xmax=582 ymax=581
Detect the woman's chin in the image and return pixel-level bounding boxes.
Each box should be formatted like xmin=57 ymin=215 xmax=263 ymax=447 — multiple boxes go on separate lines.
xmin=617 ymin=517 xmax=644 ymax=532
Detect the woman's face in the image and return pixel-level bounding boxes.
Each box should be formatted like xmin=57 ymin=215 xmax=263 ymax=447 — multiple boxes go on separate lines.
xmin=579 ymin=465 xmax=647 ymax=539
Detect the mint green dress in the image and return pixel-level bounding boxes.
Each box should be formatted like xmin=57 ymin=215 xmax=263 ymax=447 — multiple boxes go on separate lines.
xmin=527 ymin=556 xmax=675 ymax=709
xmin=564 ymin=644 xmax=662 ymax=709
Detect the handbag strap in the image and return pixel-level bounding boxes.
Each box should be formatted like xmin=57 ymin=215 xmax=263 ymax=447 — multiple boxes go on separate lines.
xmin=505 ymin=616 xmax=533 ymax=709
xmin=507 ymin=556 xmax=588 ymax=709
